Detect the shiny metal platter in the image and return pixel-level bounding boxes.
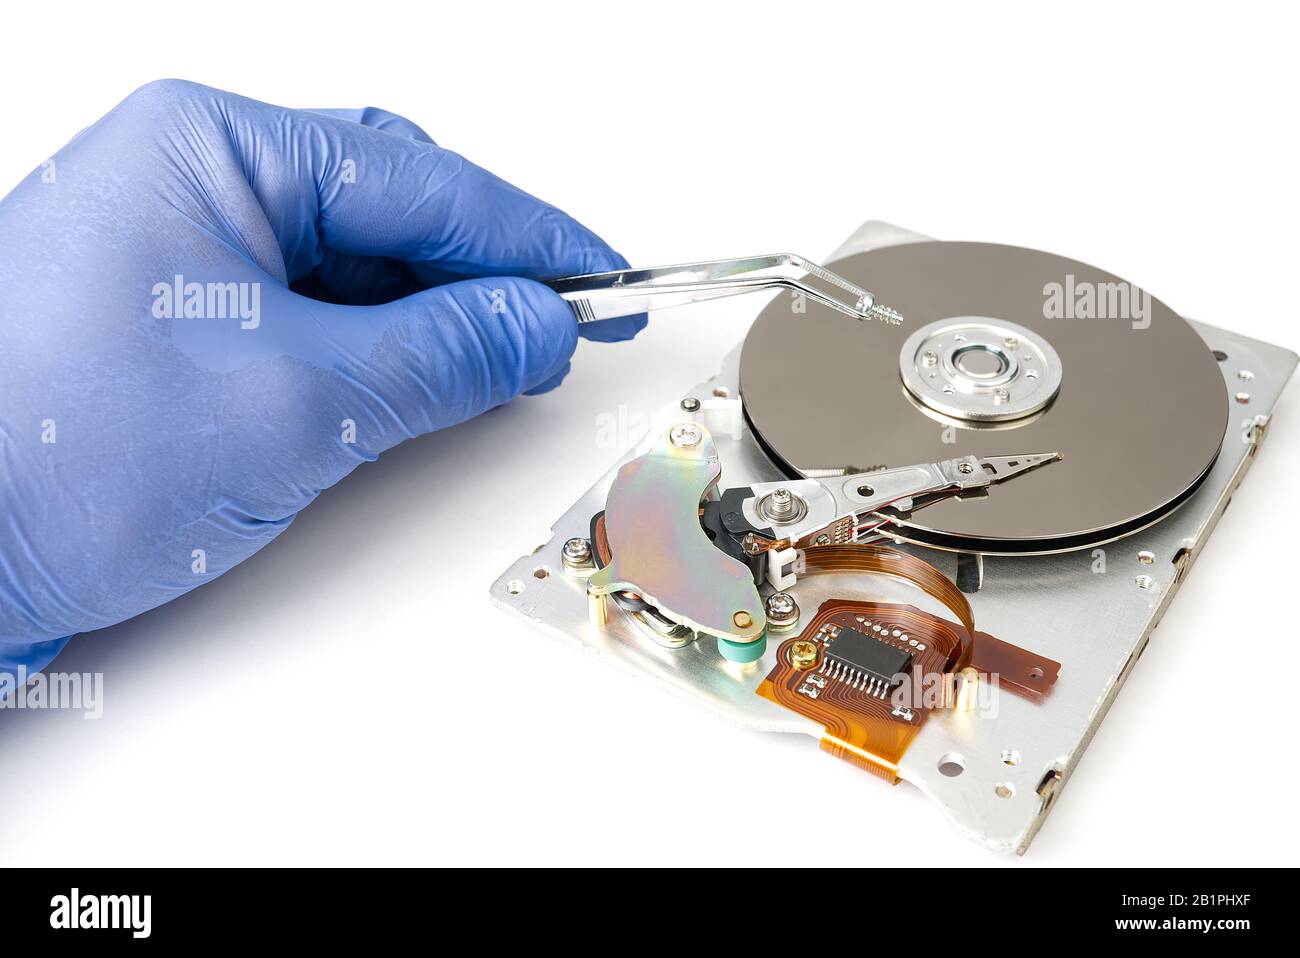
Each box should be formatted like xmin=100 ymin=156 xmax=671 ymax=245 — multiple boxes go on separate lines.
xmin=739 ymin=242 xmax=1230 ymax=553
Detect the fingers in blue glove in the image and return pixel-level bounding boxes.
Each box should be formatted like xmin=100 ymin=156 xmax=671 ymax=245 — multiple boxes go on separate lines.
xmin=336 ymin=276 xmax=579 ymax=443
xmin=304 ymin=106 xmax=436 ymax=145
xmin=199 ymin=87 xmax=629 ymax=284
xmin=0 ymin=79 xmax=652 ymax=655
xmin=267 ymin=100 xmax=649 ymax=388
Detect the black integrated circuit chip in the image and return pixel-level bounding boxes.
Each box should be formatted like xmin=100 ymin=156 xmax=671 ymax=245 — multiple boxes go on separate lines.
xmin=825 ymin=628 xmax=913 ymax=686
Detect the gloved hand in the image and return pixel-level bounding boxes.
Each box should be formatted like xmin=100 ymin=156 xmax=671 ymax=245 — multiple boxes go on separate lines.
xmin=0 ymin=80 xmax=645 ymax=679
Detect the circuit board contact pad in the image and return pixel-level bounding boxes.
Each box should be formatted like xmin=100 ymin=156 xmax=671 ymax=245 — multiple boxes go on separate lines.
xmin=758 ymin=600 xmax=966 ymax=781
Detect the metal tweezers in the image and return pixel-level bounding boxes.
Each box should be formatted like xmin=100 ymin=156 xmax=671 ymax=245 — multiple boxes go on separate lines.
xmin=545 ymin=254 xmax=904 ymax=326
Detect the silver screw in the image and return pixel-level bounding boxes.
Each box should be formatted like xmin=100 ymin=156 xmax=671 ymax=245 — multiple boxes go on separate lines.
xmin=758 ymin=487 xmax=806 ymax=524
xmin=957 ymin=461 xmax=975 ymax=475
xmin=992 ymin=387 xmax=1011 ymax=405
xmin=670 ymin=423 xmax=702 ymax=447
xmin=680 ymin=397 xmax=701 ymax=412
xmin=562 ymin=537 xmax=592 ymax=569
xmin=921 ymin=350 xmax=939 ymax=367
xmin=1003 ymin=337 xmax=1019 ymax=350
xmin=765 ymin=591 xmax=800 ymax=629
xmin=769 ymin=488 xmax=795 ymax=518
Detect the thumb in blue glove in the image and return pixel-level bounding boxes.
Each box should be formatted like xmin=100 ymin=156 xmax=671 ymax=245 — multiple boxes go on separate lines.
xmin=0 ymin=80 xmax=646 ymax=679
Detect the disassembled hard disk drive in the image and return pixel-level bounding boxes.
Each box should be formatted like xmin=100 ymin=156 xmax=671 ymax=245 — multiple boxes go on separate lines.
xmin=493 ymin=221 xmax=1296 ymax=853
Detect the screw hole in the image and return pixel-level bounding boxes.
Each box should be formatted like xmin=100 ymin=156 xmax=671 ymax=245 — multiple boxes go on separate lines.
xmin=1137 ymin=550 xmax=1155 ymax=564
xmin=995 ymin=782 xmax=1016 ymax=799
xmin=937 ymin=752 xmax=965 ymax=777
xmin=533 ymin=567 xmax=549 ymax=580
xmin=506 ymin=579 xmax=525 ymax=595
xmin=1213 ymin=349 xmax=1228 ymax=362
xmin=712 ymin=385 xmax=730 ymax=398
xmin=856 ymin=484 xmax=875 ymax=497
xmin=1235 ymin=392 xmax=1250 ymax=404
xmin=1028 ymin=667 xmax=1044 ymax=680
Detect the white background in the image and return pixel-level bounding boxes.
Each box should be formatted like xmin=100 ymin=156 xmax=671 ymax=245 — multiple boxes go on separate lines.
xmin=1 ymin=1 xmax=1296 ymax=867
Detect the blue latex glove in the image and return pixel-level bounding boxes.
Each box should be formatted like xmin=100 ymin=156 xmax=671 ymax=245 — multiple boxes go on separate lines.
xmin=0 ymin=80 xmax=645 ymax=679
